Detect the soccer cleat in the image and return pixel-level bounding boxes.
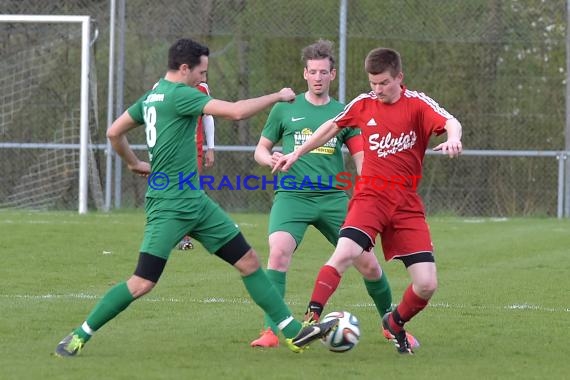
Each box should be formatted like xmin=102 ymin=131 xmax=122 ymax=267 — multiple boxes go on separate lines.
xmin=382 ymin=326 xmax=420 ymax=349
xmin=250 ymin=328 xmax=279 ymax=348
xmin=177 ymin=236 xmax=194 ymax=250
xmin=286 ymin=318 xmax=339 ymax=353
xmin=54 ymin=333 xmax=85 ymax=357
xmin=285 ymin=338 xmax=304 ymax=353
xmin=382 ymin=312 xmax=414 ymax=354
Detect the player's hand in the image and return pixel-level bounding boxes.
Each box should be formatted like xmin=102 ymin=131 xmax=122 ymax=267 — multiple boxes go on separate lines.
xmin=272 ymin=152 xmax=299 ymax=173
xmin=270 ymin=152 xmax=283 ymax=168
xmin=433 ymin=139 xmax=462 ymax=158
xmin=277 ymin=88 xmax=296 ymax=103
xmin=128 ymin=161 xmax=151 ymax=177
xmin=205 ymin=149 xmax=215 ymax=168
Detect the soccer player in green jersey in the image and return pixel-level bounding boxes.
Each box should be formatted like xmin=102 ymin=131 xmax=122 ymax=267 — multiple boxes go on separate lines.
xmin=250 ymin=40 xmax=418 ymax=348
xmin=54 ymin=38 xmax=338 ymax=357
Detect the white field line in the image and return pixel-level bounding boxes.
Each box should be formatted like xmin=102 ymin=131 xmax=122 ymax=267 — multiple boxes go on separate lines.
xmin=1 ymin=294 xmax=568 ymax=313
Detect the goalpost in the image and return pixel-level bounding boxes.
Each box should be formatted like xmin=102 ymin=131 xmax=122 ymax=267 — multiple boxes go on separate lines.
xmin=0 ymin=14 xmax=92 ymax=214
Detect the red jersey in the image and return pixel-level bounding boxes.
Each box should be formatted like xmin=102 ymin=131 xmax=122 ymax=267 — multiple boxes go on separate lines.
xmin=334 ymin=86 xmax=452 ymax=190
xmin=195 ymin=82 xmax=211 ymax=157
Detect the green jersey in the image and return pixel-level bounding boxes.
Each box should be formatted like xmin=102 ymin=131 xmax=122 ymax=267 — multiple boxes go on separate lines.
xmin=128 ymin=78 xmax=212 ymax=199
xmin=262 ymin=93 xmax=360 ymax=192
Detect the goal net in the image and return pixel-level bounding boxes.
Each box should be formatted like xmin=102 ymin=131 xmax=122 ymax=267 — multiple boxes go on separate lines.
xmin=0 ymin=15 xmax=104 ymax=213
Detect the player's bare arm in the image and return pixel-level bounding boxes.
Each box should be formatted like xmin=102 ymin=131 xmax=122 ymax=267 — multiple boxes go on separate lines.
xmin=254 ymin=136 xmax=280 ymax=168
xmin=203 ymin=88 xmax=295 ymax=120
xmin=272 ymin=118 xmax=341 ymax=173
xmin=107 ymin=111 xmax=151 ymax=176
xmin=204 ymin=150 xmax=215 ymax=168
xmin=203 ymin=114 xmax=215 ymax=167
xmin=433 ymin=118 xmax=463 ymax=158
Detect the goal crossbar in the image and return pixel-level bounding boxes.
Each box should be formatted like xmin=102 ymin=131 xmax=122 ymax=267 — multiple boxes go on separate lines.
xmin=0 ymin=14 xmax=91 ymax=214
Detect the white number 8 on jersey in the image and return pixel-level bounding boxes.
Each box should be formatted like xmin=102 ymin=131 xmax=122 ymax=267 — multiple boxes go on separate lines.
xmin=143 ymin=106 xmax=157 ymax=148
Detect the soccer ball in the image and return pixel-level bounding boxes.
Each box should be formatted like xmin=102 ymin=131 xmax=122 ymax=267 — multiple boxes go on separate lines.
xmin=320 ymin=311 xmax=360 ymax=353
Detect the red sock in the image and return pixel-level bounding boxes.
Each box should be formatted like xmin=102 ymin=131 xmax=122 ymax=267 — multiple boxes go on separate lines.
xmin=310 ymin=265 xmax=341 ymax=309
xmin=390 ymin=284 xmax=429 ymax=332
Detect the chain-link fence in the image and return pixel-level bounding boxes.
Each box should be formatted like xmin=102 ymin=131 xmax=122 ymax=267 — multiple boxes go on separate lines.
xmin=0 ymin=0 xmax=568 ymax=216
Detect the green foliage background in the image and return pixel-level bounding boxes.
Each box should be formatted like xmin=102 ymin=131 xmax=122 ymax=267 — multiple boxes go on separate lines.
xmin=0 ymin=0 xmax=567 ymax=215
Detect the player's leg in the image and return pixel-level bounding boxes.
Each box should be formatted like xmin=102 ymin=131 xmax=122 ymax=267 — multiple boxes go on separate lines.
xmin=353 ymin=250 xmax=392 ymax=316
xmin=251 ymin=192 xmax=311 ymax=347
xmin=382 ymin=254 xmax=435 ymax=353
xmin=228 ymin=242 xmax=337 ymax=352
xmin=192 ymin=195 xmax=337 ymax=352
xmin=381 ymin=194 xmax=435 ymax=354
xmin=266 ymin=231 xmax=298 ymax=305
xmin=350 ymin=247 xmax=421 ymax=348
xmin=55 ymin=198 xmax=183 ymax=357
xmin=304 ymin=193 xmax=384 ymax=321
xmin=55 ymin=258 xmax=164 ymax=357
xmin=249 ymin=231 xmax=296 ymax=347
xmin=315 ymin=192 xmax=393 ymax=320
xmin=304 ymin=235 xmax=365 ymax=321
xmin=382 ymin=256 xmax=434 ymax=355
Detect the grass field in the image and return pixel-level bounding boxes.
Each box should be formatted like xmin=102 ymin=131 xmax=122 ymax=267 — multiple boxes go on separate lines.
xmin=1 ymin=210 xmax=569 ymax=380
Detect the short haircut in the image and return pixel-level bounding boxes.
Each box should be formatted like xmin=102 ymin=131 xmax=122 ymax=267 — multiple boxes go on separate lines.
xmin=168 ymin=38 xmax=209 ymax=70
xmin=364 ymin=48 xmax=402 ymax=77
xmin=301 ymin=39 xmax=336 ymax=70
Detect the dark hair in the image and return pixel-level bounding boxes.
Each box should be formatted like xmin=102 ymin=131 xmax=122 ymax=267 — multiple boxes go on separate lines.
xmin=301 ymin=39 xmax=335 ymax=69
xmin=168 ymin=38 xmax=209 ymax=70
xmin=364 ymin=48 xmax=401 ymax=77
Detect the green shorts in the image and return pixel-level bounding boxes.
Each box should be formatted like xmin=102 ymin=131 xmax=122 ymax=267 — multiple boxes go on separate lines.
xmin=140 ymin=194 xmax=240 ymax=260
xmin=269 ymin=190 xmax=348 ymax=248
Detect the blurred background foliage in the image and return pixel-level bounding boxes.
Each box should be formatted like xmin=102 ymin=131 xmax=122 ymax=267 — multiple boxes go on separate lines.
xmin=0 ymin=0 xmax=567 ymax=215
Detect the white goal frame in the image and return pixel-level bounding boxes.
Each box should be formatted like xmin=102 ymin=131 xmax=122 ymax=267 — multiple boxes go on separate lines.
xmin=0 ymin=14 xmax=91 ymax=214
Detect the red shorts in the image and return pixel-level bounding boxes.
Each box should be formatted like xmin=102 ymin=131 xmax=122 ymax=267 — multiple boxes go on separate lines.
xmin=342 ymin=188 xmax=433 ymax=261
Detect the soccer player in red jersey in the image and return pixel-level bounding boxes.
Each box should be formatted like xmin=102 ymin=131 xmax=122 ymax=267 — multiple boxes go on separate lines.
xmin=273 ymin=47 xmax=463 ymax=354
xmin=177 ymin=82 xmax=215 ymax=250
xmin=195 ymin=82 xmax=215 ymax=171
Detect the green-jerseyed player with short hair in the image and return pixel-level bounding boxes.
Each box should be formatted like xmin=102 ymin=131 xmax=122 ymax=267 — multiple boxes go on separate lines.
xmin=54 ymin=38 xmax=338 ymax=358
xmin=250 ymin=39 xmax=419 ymax=348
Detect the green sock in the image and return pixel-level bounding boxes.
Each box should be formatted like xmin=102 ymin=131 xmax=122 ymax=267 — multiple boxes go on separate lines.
xmin=74 ymin=282 xmax=135 ymax=342
xmin=364 ymin=272 xmax=393 ymax=318
xmin=263 ymin=269 xmax=286 ymax=334
xmin=242 ymin=268 xmax=301 ymax=339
